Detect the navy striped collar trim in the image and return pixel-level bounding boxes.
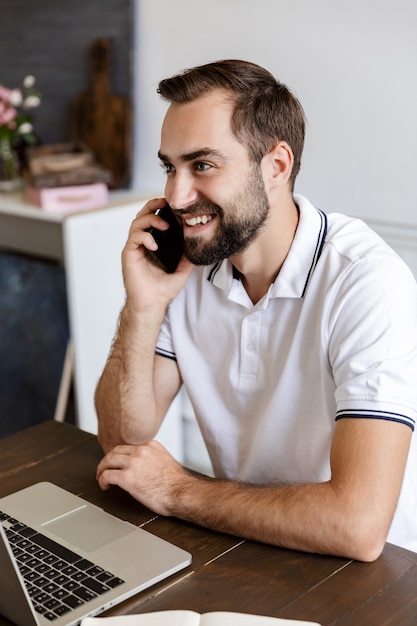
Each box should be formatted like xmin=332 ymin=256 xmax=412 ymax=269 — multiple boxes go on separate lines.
xmin=302 ymin=209 xmax=327 ymax=297
xmin=206 ymin=204 xmax=328 ymax=298
xmin=207 ymin=262 xmax=223 ymax=283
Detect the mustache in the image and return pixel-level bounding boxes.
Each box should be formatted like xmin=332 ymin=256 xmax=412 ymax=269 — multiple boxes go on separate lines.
xmin=175 ymin=200 xmax=223 ymax=218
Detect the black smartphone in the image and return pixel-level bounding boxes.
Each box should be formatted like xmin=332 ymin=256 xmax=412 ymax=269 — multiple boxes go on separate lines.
xmin=147 ymin=204 xmax=185 ymax=273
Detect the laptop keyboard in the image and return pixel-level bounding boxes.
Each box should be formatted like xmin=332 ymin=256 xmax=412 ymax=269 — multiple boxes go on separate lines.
xmin=0 ymin=511 xmax=125 ymax=621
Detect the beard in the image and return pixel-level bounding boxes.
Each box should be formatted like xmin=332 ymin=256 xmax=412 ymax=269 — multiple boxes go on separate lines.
xmin=182 ymin=164 xmax=270 ymax=266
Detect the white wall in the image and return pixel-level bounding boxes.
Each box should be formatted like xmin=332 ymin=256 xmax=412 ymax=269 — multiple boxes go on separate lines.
xmin=132 ymin=0 xmax=417 ymax=226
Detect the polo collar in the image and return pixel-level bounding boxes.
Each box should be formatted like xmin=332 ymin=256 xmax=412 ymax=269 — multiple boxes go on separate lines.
xmin=207 ymin=195 xmax=327 ymax=300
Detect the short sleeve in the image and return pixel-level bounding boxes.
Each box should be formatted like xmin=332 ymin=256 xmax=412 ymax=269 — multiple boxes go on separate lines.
xmin=330 ymin=254 xmax=417 ymax=430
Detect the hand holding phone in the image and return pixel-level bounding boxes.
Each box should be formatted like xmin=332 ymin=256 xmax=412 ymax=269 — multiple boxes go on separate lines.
xmin=146 ymin=204 xmax=185 ymax=273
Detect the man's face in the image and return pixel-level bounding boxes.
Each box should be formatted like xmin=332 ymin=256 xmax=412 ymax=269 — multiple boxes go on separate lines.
xmin=159 ymin=90 xmax=271 ymax=265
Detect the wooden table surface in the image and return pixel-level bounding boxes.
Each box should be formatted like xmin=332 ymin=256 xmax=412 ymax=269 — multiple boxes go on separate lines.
xmin=1 ymin=420 xmax=417 ymax=626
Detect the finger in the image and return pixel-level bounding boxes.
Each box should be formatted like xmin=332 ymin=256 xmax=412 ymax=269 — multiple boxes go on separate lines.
xmin=97 ymin=468 xmax=124 ymax=491
xmin=96 ymin=444 xmax=139 ymax=476
xmin=125 ymin=210 xmax=170 ymax=253
xmin=96 ymin=454 xmax=122 ymax=480
xmin=135 ymin=197 xmax=166 ymax=218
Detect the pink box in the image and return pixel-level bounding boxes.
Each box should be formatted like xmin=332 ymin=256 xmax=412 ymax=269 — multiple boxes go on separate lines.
xmin=25 ymin=182 xmax=109 ymax=214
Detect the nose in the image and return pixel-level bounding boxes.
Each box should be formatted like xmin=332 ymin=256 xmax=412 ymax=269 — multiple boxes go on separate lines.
xmin=165 ymin=170 xmax=199 ymax=211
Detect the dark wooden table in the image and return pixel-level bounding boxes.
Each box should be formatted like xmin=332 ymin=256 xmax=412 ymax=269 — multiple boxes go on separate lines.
xmin=1 ymin=420 xmax=417 ymax=626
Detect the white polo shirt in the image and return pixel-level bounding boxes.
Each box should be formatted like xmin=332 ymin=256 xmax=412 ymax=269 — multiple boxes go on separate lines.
xmin=156 ymin=194 xmax=417 ymax=552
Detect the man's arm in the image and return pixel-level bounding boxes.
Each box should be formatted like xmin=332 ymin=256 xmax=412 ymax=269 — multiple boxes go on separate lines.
xmin=96 ymin=417 xmax=411 ymax=561
xmin=95 ymin=308 xmax=181 ymax=452
xmin=94 ymin=198 xmax=194 ymax=453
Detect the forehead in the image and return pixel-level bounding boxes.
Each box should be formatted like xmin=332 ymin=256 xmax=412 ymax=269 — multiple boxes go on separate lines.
xmin=159 ymin=89 xmax=247 ymax=160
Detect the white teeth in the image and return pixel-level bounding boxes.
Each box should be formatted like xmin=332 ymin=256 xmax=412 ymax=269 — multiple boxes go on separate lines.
xmin=185 ymin=214 xmax=213 ymax=226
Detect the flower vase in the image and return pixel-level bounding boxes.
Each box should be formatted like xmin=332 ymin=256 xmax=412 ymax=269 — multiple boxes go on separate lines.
xmin=0 ymin=132 xmax=21 ymax=192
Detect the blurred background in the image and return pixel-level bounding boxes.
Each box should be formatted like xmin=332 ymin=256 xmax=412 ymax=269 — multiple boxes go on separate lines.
xmin=1 ymin=1 xmax=416 ymax=471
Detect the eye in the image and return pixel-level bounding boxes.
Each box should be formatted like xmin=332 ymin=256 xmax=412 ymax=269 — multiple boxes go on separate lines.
xmin=159 ymin=162 xmax=175 ymax=174
xmin=194 ymin=161 xmax=212 ymax=172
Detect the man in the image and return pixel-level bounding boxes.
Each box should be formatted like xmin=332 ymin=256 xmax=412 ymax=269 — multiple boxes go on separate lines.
xmin=95 ymin=60 xmax=417 ymax=562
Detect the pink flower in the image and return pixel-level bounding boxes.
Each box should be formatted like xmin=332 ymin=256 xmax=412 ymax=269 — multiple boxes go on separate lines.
xmin=0 ymin=76 xmax=41 ymax=143
xmin=0 ymin=106 xmax=17 ymax=126
xmin=0 ymin=85 xmax=12 ymax=101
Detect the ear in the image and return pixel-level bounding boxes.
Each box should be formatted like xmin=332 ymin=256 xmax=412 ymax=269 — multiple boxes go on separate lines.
xmin=263 ymin=141 xmax=294 ymax=189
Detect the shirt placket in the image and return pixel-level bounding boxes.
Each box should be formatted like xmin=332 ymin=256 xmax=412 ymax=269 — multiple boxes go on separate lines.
xmin=240 ymin=311 xmax=262 ymax=378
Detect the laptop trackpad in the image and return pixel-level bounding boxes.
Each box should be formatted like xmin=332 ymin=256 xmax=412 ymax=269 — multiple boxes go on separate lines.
xmin=43 ymin=505 xmax=134 ymax=552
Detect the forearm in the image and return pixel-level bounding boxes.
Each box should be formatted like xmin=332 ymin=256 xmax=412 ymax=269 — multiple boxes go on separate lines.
xmin=171 ymin=473 xmax=387 ymax=562
xmin=97 ymin=415 xmax=409 ymax=562
xmin=95 ymin=301 xmax=166 ymax=451
xmin=97 ymin=419 xmax=409 ymax=560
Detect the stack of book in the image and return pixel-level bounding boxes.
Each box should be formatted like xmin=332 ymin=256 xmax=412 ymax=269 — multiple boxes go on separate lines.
xmin=24 ymin=142 xmax=112 ymax=213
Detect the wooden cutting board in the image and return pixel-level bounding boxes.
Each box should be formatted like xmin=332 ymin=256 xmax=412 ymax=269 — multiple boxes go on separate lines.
xmin=71 ymin=38 xmax=132 ymax=189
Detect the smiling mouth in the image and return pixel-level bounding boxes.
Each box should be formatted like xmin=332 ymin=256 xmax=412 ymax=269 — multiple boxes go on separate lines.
xmin=184 ymin=214 xmax=214 ymax=226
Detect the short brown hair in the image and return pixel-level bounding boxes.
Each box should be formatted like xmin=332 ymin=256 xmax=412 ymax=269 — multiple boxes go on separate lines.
xmin=158 ymin=59 xmax=306 ymax=190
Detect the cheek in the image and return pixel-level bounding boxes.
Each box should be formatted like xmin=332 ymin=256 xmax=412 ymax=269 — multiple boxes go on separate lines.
xmin=199 ymin=171 xmax=234 ymax=202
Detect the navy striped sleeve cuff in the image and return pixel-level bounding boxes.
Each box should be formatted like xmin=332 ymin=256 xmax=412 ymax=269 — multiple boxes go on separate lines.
xmin=155 ymin=347 xmax=177 ymax=361
xmin=336 ymin=409 xmax=415 ymax=431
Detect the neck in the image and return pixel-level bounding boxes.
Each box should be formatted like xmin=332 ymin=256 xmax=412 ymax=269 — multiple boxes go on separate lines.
xmin=231 ymin=195 xmax=299 ymax=304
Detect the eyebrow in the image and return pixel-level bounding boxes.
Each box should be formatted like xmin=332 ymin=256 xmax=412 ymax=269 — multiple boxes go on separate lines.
xmin=158 ymin=148 xmax=228 ymax=164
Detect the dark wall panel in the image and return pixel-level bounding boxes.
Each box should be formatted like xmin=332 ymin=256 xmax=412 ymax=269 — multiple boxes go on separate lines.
xmin=0 ymin=0 xmax=133 ymax=144
xmin=0 ymin=253 xmax=69 ymax=437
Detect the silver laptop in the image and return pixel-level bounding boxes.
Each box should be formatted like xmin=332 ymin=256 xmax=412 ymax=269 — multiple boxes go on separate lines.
xmin=0 ymin=482 xmax=191 ymax=626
